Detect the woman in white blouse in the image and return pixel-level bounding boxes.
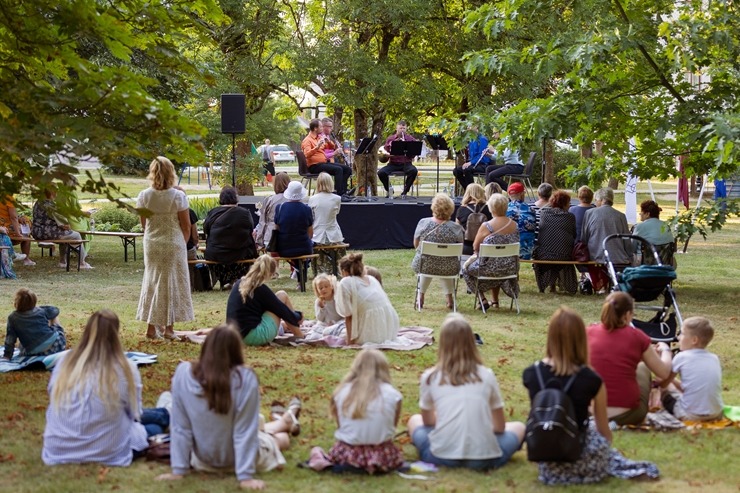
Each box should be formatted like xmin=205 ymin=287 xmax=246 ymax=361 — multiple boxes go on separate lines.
xmin=308 ymin=172 xmax=343 ymax=245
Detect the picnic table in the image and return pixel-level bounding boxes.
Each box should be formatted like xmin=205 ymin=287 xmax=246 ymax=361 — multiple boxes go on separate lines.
xmin=79 ymin=231 xmax=144 ymax=262
xmin=10 ymin=237 xmax=90 ymax=271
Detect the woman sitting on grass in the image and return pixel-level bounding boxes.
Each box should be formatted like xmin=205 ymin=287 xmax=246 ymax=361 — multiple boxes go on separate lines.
xmin=326 ymin=349 xmax=404 ymax=474
xmin=3 ymin=288 xmax=66 ymax=360
xmin=43 ymin=310 xmax=169 ymax=466
xmin=407 ymin=314 xmax=525 ymax=470
xmin=224 ymin=254 xmax=304 ymax=345
xmin=157 ymin=324 xmax=301 ymax=490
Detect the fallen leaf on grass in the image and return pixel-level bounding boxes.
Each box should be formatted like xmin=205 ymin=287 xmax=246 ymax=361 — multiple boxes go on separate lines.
xmin=0 ymin=453 xmax=15 ymax=462
xmin=97 ymin=466 xmax=110 ymax=483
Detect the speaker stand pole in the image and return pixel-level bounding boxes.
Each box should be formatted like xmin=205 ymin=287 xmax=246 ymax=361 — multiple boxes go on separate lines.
xmin=436 ymin=151 xmax=441 ymax=194
xmin=231 ymin=133 xmax=237 ymax=187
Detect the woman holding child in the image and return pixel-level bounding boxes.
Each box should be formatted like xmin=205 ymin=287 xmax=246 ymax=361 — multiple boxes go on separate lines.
xmin=336 ymin=252 xmax=399 ymax=344
xmin=407 ymin=314 xmax=525 ymax=470
xmin=587 ymin=292 xmax=673 ymax=425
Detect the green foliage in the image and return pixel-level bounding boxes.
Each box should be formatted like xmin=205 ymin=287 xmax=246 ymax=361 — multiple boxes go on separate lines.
xmin=463 ymin=0 xmax=740 ymax=182
xmin=667 ymin=199 xmax=740 ymax=246
xmin=0 ymin=0 xmax=226 ymax=203
xmin=189 ymin=197 xmax=220 ymax=220
xmin=212 ymin=152 xmax=264 ymax=194
xmin=93 ymin=203 xmax=140 ymax=232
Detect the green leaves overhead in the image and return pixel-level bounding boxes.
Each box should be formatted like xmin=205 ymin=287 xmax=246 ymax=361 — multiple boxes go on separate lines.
xmin=463 ymin=0 xmax=740 ymax=180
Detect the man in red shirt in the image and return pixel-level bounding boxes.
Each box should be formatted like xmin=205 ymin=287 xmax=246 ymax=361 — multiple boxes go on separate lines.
xmin=301 ymin=119 xmax=351 ymax=196
xmin=378 ymin=120 xmax=419 ymax=199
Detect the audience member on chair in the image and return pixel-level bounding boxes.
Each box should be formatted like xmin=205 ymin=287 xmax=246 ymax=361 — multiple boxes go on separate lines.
xmin=632 ymin=199 xmax=675 ymax=266
xmin=412 ymin=193 xmax=464 ymax=310
xmin=254 ymin=172 xmax=290 ymax=250
xmin=456 ymin=183 xmax=491 ymax=256
xmin=32 ymin=189 xmax=92 ymax=269
xmin=274 ymin=181 xmax=313 ymax=285
xmin=532 ymin=190 xmax=578 ymax=294
xmin=506 ymin=182 xmax=537 ymax=260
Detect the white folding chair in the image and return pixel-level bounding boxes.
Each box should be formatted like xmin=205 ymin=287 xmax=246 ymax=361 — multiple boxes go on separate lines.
xmin=475 ymin=242 xmax=520 ymax=314
xmin=415 ymin=241 xmax=464 ymax=312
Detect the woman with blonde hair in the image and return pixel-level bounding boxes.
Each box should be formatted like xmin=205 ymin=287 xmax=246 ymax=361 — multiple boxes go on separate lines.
xmin=223 ymin=254 xmax=304 ymax=345
xmin=321 ymin=349 xmax=404 ymax=473
xmin=462 ymin=193 xmax=519 ymax=310
xmin=456 ymin=183 xmax=492 ymax=256
xmin=336 ymin=252 xmax=398 ymax=344
xmin=587 ymin=292 xmax=672 ymax=425
xmin=411 ymin=193 xmax=464 ymax=309
xmin=43 ymin=310 xmax=169 ymax=466
xmin=136 ymin=156 xmax=194 ymax=340
xmin=407 ymin=314 xmax=524 ymax=470
xmin=254 ymin=172 xmax=291 ymax=249
xmin=157 ymin=324 xmax=300 ymax=490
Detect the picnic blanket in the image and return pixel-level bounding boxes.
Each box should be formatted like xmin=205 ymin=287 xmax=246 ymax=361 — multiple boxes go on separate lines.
xmin=621 ymin=407 xmax=740 ymax=431
xmin=0 ymin=350 xmax=158 ymax=373
xmin=176 ymin=325 xmax=435 ymax=351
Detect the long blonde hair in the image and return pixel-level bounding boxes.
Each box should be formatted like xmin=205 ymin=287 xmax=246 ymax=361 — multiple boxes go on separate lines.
xmin=239 ymin=254 xmax=277 ymax=301
xmin=546 ymin=307 xmax=589 ymax=376
xmin=331 ymin=349 xmax=392 ymax=420
xmin=427 ymin=314 xmax=483 ymax=386
xmin=147 ymin=156 xmax=176 ymax=190
xmin=312 ymin=273 xmax=337 ymax=299
xmin=51 ymin=310 xmax=138 ymax=417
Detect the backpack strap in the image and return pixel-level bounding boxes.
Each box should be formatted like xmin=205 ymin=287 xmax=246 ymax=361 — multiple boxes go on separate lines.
xmin=534 ymin=361 xmax=580 ymax=392
xmin=534 ymin=361 xmax=547 ymax=391
xmin=563 ymin=367 xmax=581 ymax=393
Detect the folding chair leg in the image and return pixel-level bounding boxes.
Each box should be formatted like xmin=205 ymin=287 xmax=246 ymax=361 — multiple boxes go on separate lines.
xmin=415 ymin=275 xmax=422 ymax=312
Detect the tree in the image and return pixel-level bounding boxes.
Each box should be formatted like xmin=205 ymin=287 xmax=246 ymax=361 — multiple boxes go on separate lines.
xmin=463 ymin=0 xmax=740 ymax=184
xmin=0 ymin=0 xmax=224 ymax=211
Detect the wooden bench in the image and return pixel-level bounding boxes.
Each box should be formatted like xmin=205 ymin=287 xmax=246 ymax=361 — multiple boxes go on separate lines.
xmin=272 ymin=254 xmax=320 ymax=292
xmin=520 ymin=259 xmax=602 ymax=267
xmin=11 ymin=237 xmax=90 ymax=271
xmin=79 ymin=231 xmax=144 ymax=262
xmin=187 ymin=258 xmax=256 ymax=291
xmin=312 ymin=243 xmax=349 ymax=277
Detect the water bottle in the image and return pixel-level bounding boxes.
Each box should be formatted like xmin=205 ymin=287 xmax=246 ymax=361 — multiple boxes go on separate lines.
xmin=388 ymin=185 xmax=394 ymax=197
xmin=443 ymin=186 xmax=448 ymax=196
xmin=90 ymin=218 xmax=95 ymax=232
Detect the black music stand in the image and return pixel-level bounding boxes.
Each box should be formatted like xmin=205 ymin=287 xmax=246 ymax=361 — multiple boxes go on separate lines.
xmin=389 ymin=140 xmax=423 ymax=196
xmin=352 ymin=135 xmax=379 ymax=202
xmin=425 ymin=134 xmax=448 ymax=193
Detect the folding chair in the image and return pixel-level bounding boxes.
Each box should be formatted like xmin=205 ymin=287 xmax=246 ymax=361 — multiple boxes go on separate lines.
xmin=415 ymin=241 xmax=464 ymax=312
xmin=297 ymin=151 xmax=320 ymax=195
xmin=474 ymin=242 xmax=520 ymax=314
xmin=506 ymin=151 xmax=537 ymax=200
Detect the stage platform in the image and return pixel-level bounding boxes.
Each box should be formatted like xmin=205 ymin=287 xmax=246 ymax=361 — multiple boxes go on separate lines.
xmin=238 ymin=195 xmax=435 ymax=250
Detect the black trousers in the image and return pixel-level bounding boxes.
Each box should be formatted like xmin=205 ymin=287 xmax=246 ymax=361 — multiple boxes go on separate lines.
xmin=378 ymin=162 xmax=418 ymax=195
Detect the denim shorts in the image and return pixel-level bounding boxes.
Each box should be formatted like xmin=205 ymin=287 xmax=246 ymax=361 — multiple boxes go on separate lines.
xmin=243 ymin=312 xmax=279 ymax=346
xmin=411 ymin=425 xmax=521 ymax=470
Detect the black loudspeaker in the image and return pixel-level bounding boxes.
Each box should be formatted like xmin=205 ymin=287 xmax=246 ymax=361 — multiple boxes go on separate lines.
xmin=221 ymin=94 xmax=246 ymax=134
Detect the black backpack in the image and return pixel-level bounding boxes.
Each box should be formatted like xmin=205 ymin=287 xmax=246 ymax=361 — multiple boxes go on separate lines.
xmin=525 ymin=362 xmax=584 ymax=462
xmin=464 ymin=204 xmax=487 ymax=242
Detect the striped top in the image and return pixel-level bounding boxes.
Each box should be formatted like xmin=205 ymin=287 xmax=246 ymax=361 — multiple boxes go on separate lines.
xmin=42 ymin=355 xmax=148 ymax=466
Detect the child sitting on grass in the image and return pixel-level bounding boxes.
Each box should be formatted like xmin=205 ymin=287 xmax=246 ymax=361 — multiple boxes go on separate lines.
xmin=661 ymin=316 xmax=724 ymax=421
xmin=3 ymin=288 xmax=66 ymax=360
xmin=314 ymin=273 xmax=341 ymax=325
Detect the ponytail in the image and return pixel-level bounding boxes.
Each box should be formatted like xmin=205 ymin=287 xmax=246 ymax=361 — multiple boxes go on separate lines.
xmin=600 ymin=292 xmax=634 ymax=331
xmin=239 ymin=255 xmax=276 ymax=301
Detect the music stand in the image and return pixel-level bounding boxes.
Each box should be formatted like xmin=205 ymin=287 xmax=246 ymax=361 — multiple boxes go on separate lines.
xmin=425 ymin=134 xmax=448 ymax=193
xmin=352 ymin=135 xmax=379 ymax=202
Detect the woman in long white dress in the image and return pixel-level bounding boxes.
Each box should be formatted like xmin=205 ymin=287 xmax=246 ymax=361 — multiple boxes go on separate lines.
xmin=136 ymin=156 xmax=194 ymax=340
xmin=336 ymin=252 xmax=399 ymax=344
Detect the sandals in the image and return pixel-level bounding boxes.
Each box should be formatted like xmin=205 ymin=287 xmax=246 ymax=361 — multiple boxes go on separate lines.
xmin=272 ymin=397 xmax=302 ymax=436
xmin=478 ymin=299 xmax=490 ymax=311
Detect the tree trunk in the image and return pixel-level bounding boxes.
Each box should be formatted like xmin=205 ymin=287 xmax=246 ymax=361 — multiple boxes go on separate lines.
xmin=353 ymin=108 xmax=376 ymax=196
xmin=544 ymin=139 xmax=555 ymax=185
xmin=235 ymin=140 xmax=254 ymax=196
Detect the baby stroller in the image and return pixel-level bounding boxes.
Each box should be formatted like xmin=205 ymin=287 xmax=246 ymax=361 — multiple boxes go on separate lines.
xmin=602 ymin=234 xmax=683 ymax=343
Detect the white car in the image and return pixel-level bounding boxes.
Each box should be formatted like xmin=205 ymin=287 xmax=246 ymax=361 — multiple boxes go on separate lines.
xmin=269 ymin=144 xmax=295 ymax=163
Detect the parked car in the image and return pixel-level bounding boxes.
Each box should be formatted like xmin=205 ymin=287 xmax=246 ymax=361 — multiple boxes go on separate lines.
xmin=271 ymin=144 xmax=296 ymax=162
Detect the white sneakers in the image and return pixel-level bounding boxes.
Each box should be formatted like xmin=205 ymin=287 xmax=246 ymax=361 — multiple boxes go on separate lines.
xmin=14 ymin=253 xmax=26 ymax=261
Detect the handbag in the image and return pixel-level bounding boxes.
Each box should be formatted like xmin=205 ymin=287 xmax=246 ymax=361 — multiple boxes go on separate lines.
xmin=266 ymin=228 xmax=279 ymax=252
xmin=572 ymin=241 xmax=589 ymax=262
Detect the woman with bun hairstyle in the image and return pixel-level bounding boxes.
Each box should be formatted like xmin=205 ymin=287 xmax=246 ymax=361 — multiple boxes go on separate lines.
xmin=336 ymin=252 xmax=399 ymax=344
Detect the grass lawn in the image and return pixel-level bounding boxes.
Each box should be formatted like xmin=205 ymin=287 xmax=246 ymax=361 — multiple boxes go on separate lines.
xmin=1 ymin=190 xmax=738 ymax=492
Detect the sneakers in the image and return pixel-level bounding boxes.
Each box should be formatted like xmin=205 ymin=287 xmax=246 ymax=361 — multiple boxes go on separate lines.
xmin=156 ymin=391 xmax=173 ymax=414
xmin=80 ymin=262 xmax=94 ymax=270
xmin=58 ymin=262 xmax=67 ymax=269
xmin=290 ymin=270 xmax=298 ymax=280
xmin=23 ymin=258 xmax=36 ymax=266
xmin=13 ymin=253 xmax=26 ymax=261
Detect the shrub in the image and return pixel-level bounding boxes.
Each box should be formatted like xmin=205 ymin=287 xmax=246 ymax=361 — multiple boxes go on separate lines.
xmin=189 ymin=197 xmax=220 ymax=220
xmin=93 ymin=203 xmax=140 ymax=232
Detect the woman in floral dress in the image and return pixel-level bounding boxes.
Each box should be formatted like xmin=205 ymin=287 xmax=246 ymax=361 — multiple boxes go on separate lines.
xmin=136 ymin=156 xmax=194 ymax=340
